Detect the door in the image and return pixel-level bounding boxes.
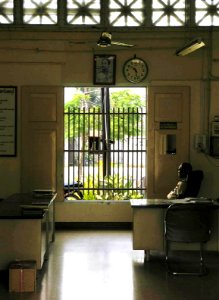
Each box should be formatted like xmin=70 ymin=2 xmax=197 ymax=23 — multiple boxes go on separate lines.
xmin=21 ymin=86 xmax=63 ymax=199
xmin=147 ymin=86 xmax=190 ymax=198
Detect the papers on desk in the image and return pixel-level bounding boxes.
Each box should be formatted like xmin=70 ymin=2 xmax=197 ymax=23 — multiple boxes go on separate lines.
xmin=184 ymin=197 xmax=213 ymax=203
xmin=130 ymin=198 xmax=214 ymax=207
xmin=20 ymin=200 xmax=49 ymax=215
xmin=32 ymin=189 xmax=56 ymax=198
xmin=31 ymin=200 xmax=50 ymax=205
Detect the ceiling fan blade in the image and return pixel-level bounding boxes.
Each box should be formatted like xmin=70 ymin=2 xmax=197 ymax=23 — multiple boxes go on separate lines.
xmin=97 ymin=32 xmax=135 ymax=48
xmin=111 ymin=41 xmax=135 ymax=47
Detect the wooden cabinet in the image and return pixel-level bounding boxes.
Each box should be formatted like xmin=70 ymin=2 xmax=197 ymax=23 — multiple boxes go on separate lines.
xmin=0 ymin=194 xmax=56 ymax=270
xmin=0 ymin=217 xmax=46 ymax=270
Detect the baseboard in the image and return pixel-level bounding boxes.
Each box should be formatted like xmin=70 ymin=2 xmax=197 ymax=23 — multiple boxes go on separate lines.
xmin=55 ymin=222 xmax=132 ymax=230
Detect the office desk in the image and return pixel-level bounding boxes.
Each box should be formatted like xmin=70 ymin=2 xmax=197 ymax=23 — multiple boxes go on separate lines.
xmin=0 ymin=193 xmax=56 ymax=270
xmin=130 ymin=199 xmax=219 ymax=258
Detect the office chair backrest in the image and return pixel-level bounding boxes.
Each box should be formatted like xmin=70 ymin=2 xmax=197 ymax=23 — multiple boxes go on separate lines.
xmin=165 ymin=203 xmax=211 ymax=243
xmin=184 ymin=170 xmax=204 ymax=198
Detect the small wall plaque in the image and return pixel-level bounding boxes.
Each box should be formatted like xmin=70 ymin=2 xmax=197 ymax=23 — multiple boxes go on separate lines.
xmin=160 ymin=122 xmax=177 ymax=130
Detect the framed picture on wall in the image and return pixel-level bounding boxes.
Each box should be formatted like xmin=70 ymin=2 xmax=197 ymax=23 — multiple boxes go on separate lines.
xmin=93 ymin=54 xmax=116 ymax=85
xmin=0 ymin=86 xmax=17 ymax=156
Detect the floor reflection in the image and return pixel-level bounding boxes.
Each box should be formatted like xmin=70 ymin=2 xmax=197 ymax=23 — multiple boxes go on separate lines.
xmin=1 ymin=230 xmax=219 ymax=300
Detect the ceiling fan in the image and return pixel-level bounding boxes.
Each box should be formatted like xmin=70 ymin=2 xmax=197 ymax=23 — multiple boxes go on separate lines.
xmin=97 ymin=32 xmax=135 ymax=48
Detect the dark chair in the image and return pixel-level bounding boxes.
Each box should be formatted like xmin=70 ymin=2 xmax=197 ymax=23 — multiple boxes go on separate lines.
xmin=164 ymin=202 xmax=212 ymax=276
xmin=184 ymin=170 xmax=204 ymax=198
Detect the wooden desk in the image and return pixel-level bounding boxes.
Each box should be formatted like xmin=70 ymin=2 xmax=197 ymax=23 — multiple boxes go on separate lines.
xmin=0 ymin=193 xmax=56 ymax=270
xmin=130 ymin=199 xmax=219 ymax=257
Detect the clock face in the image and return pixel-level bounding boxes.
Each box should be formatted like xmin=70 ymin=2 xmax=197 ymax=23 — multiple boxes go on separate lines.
xmin=123 ymin=57 xmax=148 ymax=83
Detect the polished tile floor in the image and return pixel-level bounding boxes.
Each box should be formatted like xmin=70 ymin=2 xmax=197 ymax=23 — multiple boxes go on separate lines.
xmin=1 ymin=229 xmax=219 ymax=300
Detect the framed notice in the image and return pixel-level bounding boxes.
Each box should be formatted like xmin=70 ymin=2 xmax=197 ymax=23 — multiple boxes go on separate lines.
xmin=0 ymin=87 xmax=17 ymax=156
xmin=93 ymin=54 xmax=116 ymax=85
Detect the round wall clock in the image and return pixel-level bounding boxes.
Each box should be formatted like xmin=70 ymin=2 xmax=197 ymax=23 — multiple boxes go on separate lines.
xmin=123 ymin=55 xmax=148 ymax=84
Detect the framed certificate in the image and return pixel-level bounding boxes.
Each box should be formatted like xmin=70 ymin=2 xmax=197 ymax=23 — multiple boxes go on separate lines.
xmin=93 ymin=54 xmax=116 ymax=85
xmin=0 ymin=87 xmax=17 ymax=156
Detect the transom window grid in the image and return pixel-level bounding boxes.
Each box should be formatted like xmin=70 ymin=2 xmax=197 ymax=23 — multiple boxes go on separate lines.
xmin=1 ymin=0 xmax=219 ymax=27
xmin=67 ymin=0 xmax=100 ymax=25
xmin=152 ymin=0 xmax=186 ymax=26
xmin=109 ymin=0 xmax=144 ymax=27
xmin=195 ymin=0 xmax=219 ymax=26
xmin=0 ymin=0 xmax=13 ymax=24
xmin=23 ymin=0 xmax=57 ymax=24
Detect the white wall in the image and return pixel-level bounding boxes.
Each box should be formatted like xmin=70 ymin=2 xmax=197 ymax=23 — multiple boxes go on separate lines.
xmin=0 ymin=29 xmax=219 ymax=221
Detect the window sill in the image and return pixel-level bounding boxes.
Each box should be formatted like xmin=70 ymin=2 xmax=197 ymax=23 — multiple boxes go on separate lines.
xmin=64 ymin=199 xmax=130 ymax=204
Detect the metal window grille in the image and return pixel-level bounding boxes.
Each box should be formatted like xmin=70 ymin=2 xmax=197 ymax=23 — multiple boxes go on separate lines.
xmin=64 ymin=100 xmax=147 ymax=200
xmin=23 ymin=0 xmax=57 ymax=24
xmin=2 ymin=0 xmax=219 ymax=27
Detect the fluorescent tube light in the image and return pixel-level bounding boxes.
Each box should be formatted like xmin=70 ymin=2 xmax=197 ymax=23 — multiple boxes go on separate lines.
xmin=176 ymin=38 xmax=205 ymax=56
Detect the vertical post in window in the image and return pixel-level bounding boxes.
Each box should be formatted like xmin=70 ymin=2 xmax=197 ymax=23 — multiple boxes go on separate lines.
xmin=73 ymin=109 xmax=76 ymax=188
xmin=122 ymin=108 xmax=125 ymax=190
xmin=141 ymin=107 xmax=144 ymax=196
xmin=67 ymin=107 xmax=70 ymax=192
xmin=112 ymin=107 xmax=115 ymax=196
xmin=97 ymin=107 xmax=101 ymax=197
xmin=127 ymin=107 xmax=130 ymax=186
xmin=131 ymin=107 xmax=134 ymax=192
xmin=92 ymin=107 xmax=96 ymax=196
xmin=117 ymin=107 xmax=121 ymax=195
xmin=82 ymin=107 xmax=85 ymax=190
xmin=136 ymin=107 xmax=139 ymax=195
xmin=102 ymin=87 xmax=111 ymax=178
xmin=77 ymin=108 xmax=81 ymax=184
xmin=87 ymin=107 xmax=91 ymax=197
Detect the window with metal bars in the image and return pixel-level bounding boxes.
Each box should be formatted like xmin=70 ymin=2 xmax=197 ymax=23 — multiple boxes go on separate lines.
xmin=64 ymin=87 xmax=147 ymax=200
